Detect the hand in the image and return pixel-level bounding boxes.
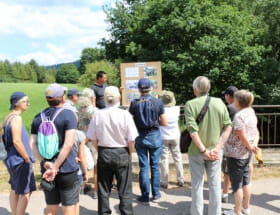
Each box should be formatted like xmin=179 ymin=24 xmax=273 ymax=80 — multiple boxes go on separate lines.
xmin=24 ymin=157 xmax=31 ymax=163
xmin=249 ymin=145 xmax=258 ymax=153
xmin=83 ymin=172 xmax=88 ymax=182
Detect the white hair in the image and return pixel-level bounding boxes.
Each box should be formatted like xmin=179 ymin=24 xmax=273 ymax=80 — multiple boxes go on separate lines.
xmin=104 ymin=86 xmax=120 ymax=106
xmin=193 ymin=76 xmax=211 ymax=96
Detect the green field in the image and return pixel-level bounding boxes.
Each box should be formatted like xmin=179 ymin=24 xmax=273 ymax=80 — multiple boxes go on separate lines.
xmin=0 ymin=83 xmax=83 ymax=131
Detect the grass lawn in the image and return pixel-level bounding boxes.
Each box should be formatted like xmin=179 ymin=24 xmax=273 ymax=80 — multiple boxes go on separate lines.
xmin=0 ymin=82 xmax=83 ymax=131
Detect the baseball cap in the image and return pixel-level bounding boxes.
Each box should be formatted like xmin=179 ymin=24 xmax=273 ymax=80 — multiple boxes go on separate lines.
xmin=159 ymin=90 xmax=176 ymax=107
xmin=67 ymin=88 xmax=81 ymax=97
xmin=222 ymin=86 xmax=238 ymax=96
xmin=9 ymin=92 xmax=27 ymax=110
xmin=45 ymin=83 xmax=67 ymax=98
xmin=138 ymin=78 xmax=151 ymax=92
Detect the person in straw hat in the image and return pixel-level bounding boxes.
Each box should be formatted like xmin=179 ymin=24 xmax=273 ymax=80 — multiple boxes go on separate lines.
xmin=158 ymin=90 xmax=185 ymax=189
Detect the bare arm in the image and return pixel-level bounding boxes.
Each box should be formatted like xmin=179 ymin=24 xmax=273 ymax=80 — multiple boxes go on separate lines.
xmin=11 ymin=116 xmax=30 ymax=163
xmin=53 ymin=129 xmax=76 ymax=170
xmin=29 ymin=134 xmax=43 ymax=161
xmin=215 ymin=125 xmax=232 ymax=151
xmin=78 ymin=139 xmax=88 ymax=182
xmin=159 ymin=114 xmax=167 ymax=126
xmin=235 ymin=129 xmax=257 ymax=153
xmin=128 ymin=141 xmax=135 ymax=156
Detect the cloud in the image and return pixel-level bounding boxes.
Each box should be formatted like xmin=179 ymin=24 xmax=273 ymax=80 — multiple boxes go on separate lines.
xmin=0 ymin=0 xmax=111 ymax=65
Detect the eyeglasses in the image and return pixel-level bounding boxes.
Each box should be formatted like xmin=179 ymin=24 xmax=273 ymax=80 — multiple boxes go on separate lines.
xmin=20 ymin=100 xmax=30 ymax=105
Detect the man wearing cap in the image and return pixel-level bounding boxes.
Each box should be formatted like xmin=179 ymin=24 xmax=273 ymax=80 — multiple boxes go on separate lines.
xmin=64 ymin=88 xmax=81 ymax=119
xmin=129 ymin=78 xmax=167 ymax=205
xmin=185 ymin=76 xmax=232 ymax=215
xmin=158 ymin=90 xmax=184 ymax=189
xmin=87 ymin=86 xmax=138 ymax=215
xmin=221 ymin=85 xmax=238 ymax=203
xmin=91 ymin=70 xmax=107 ymax=109
xmin=30 ymin=83 xmax=80 ymax=215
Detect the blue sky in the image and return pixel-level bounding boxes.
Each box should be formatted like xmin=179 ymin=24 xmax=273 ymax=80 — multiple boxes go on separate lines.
xmin=0 ymin=0 xmax=112 ymax=65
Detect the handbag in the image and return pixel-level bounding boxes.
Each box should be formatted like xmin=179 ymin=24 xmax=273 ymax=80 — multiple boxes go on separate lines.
xmin=180 ymin=96 xmax=211 ymax=153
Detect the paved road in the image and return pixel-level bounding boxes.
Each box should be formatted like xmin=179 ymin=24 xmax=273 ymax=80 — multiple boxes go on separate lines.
xmin=0 ymin=178 xmax=279 ymax=215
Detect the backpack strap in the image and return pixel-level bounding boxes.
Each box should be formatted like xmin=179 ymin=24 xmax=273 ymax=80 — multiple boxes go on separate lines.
xmin=40 ymin=108 xmax=64 ymax=122
xmin=51 ymin=108 xmax=64 ymax=121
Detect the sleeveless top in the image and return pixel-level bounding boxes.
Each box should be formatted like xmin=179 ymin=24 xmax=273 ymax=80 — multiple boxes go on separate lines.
xmin=3 ymin=117 xmax=34 ymax=168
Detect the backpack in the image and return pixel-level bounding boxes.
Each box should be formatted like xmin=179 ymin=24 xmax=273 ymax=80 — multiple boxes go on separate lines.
xmin=133 ymin=96 xmax=158 ymax=130
xmin=37 ymin=108 xmax=63 ymax=159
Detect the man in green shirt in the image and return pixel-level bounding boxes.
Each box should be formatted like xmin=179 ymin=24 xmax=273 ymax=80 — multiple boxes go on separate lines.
xmin=185 ymin=76 xmax=232 ymax=215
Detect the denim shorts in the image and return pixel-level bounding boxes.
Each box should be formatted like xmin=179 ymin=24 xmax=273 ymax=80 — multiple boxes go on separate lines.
xmin=44 ymin=170 xmax=79 ymax=206
xmin=8 ymin=161 xmax=36 ymax=194
xmin=227 ymin=157 xmax=250 ymax=193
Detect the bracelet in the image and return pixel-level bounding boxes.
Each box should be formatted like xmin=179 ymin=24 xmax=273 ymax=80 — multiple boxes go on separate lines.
xmin=201 ymin=149 xmax=207 ymax=154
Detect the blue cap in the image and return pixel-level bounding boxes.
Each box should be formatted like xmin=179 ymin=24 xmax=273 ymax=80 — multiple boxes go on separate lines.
xmin=10 ymin=92 xmax=27 ymax=110
xmin=138 ymin=78 xmax=151 ymax=92
xmin=67 ymin=88 xmax=81 ymax=96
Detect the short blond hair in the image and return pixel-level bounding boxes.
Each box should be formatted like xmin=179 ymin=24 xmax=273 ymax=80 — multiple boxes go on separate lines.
xmin=82 ymin=88 xmax=95 ymax=99
xmin=234 ymin=90 xmax=254 ymax=108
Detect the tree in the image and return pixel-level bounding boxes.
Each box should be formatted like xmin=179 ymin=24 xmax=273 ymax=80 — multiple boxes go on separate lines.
xmin=79 ymin=48 xmax=105 ymax=74
xmin=56 ymin=64 xmax=79 ymax=83
xmin=102 ymin=0 xmax=268 ymax=103
xmin=79 ymin=60 xmax=120 ymax=87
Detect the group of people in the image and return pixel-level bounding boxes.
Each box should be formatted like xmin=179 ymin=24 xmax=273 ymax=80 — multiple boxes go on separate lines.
xmin=1 ymin=73 xmax=259 ymax=215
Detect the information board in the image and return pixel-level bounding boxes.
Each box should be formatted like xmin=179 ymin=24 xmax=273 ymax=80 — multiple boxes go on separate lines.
xmin=120 ymin=61 xmax=162 ymax=106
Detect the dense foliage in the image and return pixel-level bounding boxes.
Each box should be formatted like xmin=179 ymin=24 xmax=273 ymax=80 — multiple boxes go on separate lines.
xmin=0 ymin=0 xmax=279 ymax=104
xmin=79 ymin=60 xmax=120 ymax=87
xmin=101 ymin=0 xmax=279 ymax=104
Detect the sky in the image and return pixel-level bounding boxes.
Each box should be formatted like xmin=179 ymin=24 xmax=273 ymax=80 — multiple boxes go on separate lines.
xmin=0 ymin=0 xmax=113 ymax=66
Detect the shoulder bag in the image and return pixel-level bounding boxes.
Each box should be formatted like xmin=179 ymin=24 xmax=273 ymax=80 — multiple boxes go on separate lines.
xmin=180 ymin=96 xmax=211 ymax=153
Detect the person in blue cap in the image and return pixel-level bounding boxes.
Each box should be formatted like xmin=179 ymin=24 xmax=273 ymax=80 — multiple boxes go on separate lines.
xmin=129 ymin=78 xmax=167 ymax=205
xmin=2 ymin=92 xmax=36 ymax=215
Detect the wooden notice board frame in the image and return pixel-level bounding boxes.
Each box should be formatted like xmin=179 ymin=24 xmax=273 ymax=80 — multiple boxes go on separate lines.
xmin=120 ymin=61 xmax=162 ymax=106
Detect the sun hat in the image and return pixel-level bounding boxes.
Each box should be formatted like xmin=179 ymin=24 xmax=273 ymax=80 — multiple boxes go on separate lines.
xmin=159 ymin=90 xmax=176 ymax=107
xmin=9 ymin=92 xmax=27 ymax=110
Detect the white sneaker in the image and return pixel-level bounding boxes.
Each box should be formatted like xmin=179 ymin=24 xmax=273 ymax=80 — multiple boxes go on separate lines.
xmin=223 ymin=209 xmax=242 ymax=215
xmin=242 ymin=207 xmax=251 ymax=215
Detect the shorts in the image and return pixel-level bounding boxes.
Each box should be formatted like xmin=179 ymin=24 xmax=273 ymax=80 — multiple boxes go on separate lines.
xmin=227 ymin=157 xmax=250 ymax=193
xmin=8 ymin=161 xmax=36 ymax=194
xmin=43 ymin=171 xmax=80 ymax=206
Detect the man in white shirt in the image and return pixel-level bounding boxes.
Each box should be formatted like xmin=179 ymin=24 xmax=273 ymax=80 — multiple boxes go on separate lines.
xmin=87 ymin=86 xmax=138 ymax=215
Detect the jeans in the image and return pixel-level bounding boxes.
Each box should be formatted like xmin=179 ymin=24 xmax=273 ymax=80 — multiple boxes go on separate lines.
xmin=97 ymin=147 xmax=133 ymax=215
xmin=160 ymin=139 xmax=184 ymax=185
xmin=189 ymin=154 xmax=222 ymax=215
xmin=135 ymin=130 xmax=162 ymax=201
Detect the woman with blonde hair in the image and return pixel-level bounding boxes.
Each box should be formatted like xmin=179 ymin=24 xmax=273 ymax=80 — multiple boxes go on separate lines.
xmin=2 ymin=92 xmax=36 ymax=215
xmin=224 ymin=90 xmax=259 ymax=215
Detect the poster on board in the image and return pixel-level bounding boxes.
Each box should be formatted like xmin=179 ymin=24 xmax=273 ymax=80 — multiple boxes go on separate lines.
xmin=120 ymin=61 xmax=162 ymax=106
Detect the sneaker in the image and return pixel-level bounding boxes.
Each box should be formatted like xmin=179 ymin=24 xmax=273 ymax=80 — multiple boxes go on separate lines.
xmin=223 ymin=209 xmax=238 ymax=215
xmin=151 ymin=194 xmax=161 ymax=203
xmin=160 ymin=183 xmax=168 ymax=189
xmin=92 ymin=191 xmax=98 ymax=199
xmin=177 ymin=181 xmax=184 ymax=187
xmin=223 ymin=209 xmax=244 ymax=215
xmin=242 ymin=207 xmax=251 ymax=215
xmin=222 ymin=193 xmax=229 ymax=203
xmin=136 ymin=196 xmax=149 ymax=206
